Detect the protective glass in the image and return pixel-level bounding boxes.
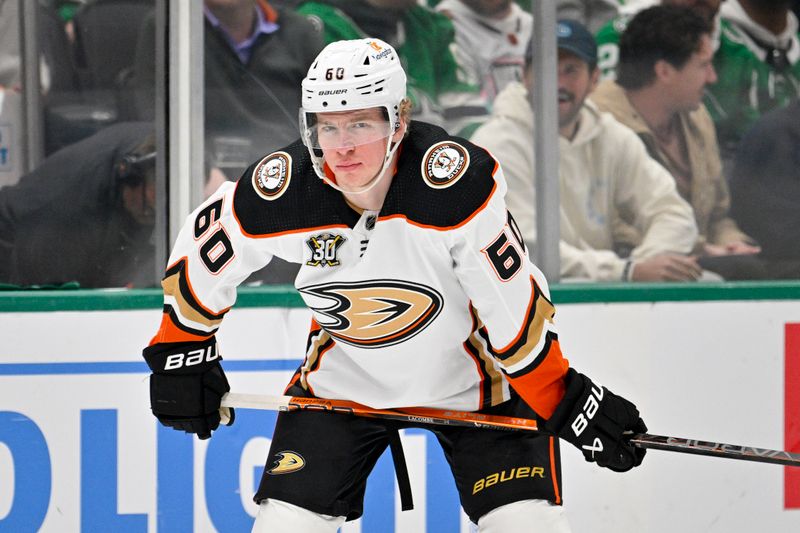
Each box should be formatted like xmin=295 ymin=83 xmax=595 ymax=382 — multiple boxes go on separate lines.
xmin=302 ymin=111 xmax=393 ymax=151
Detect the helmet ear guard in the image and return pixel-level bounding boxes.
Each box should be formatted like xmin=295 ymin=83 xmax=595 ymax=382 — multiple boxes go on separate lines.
xmin=299 ymin=38 xmax=408 ymax=192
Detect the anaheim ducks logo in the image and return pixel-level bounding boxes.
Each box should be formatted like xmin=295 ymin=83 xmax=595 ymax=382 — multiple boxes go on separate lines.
xmin=422 ymin=142 xmax=470 ymax=189
xmin=252 ymin=151 xmax=291 ymax=200
xmin=298 ymin=280 xmax=444 ymax=348
xmin=267 ymin=451 xmax=306 ymax=475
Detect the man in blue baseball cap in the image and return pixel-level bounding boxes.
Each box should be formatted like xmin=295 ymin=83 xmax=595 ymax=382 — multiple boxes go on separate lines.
xmin=523 ymin=19 xmax=601 ymax=136
xmin=474 ymin=19 xmax=700 ymax=282
xmin=555 ymin=18 xmax=598 ymax=64
xmin=553 ymin=19 xmax=600 ymax=137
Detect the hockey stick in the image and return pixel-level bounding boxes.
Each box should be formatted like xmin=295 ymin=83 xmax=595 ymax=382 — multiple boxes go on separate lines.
xmin=627 ymin=434 xmax=800 ymax=467
xmin=221 ymin=392 xmax=539 ymax=431
xmin=220 ymin=392 xmax=800 ymax=467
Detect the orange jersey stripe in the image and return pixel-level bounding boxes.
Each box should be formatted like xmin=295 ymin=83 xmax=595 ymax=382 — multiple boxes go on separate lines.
xmin=149 ymin=312 xmax=213 ymax=345
xmin=549 ymin=436 xmax=561 ymax=504
xmin=506 ymin=337 xmax=569 ymax=419
xmin=232 ymin=209 xmax=350 ymax=239
xmin=379 ymin=175 xmax=498 ymax=232
xmin=231 ymin=179 xmax=350 ymax=239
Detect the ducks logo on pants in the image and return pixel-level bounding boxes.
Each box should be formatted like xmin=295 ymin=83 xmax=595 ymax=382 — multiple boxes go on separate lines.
xmin=267 ymin=451 xmax=306 ymax=475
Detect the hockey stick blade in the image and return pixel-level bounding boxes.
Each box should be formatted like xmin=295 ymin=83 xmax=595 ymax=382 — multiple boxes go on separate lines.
xmin=629 ymin=433 xmax=800 ymax=467
xmin=221 ymin=393 xmax=800 ymax=467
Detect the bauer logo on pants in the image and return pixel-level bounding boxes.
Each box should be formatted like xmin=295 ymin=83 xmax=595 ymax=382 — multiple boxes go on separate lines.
xmin=252 ymin=151 xmax=291 ymax=200
xmin=267 ymin=451 xmax=306 ymax=475
xmin=422 ymin=142 xmax=470 ymax=189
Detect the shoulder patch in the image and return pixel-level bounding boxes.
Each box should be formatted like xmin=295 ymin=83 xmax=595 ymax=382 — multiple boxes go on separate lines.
xmin=252 ymin=151 xmax=292 ymax=201
xmin=421 ymin=141 xmax=470 ymax=189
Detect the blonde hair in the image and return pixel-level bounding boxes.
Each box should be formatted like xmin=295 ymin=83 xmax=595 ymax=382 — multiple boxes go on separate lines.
xmin=399 ymin=98 xmax=413 ymax=137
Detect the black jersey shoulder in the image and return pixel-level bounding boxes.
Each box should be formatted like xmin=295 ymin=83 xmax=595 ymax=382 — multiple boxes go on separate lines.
xmin=232 ymin=139 xmax=359 ymax=236
xmin=381 ymin=121 xmax=499 ymax=228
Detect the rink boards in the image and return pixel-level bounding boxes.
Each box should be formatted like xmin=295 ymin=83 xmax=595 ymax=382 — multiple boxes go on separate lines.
xmin=1 ymin=289 xmax=799 ymax=532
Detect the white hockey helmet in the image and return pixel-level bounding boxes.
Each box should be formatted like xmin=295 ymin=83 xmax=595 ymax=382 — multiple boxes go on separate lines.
xmin=300 ymin=38 xmax=408 ymax=192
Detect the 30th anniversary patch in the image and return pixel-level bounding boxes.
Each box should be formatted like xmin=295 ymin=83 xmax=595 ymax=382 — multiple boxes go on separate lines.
xmin=252 ymin=151 xmax=291 ymax=200
xmin=421 ymin=141 xmax=470 ymax=189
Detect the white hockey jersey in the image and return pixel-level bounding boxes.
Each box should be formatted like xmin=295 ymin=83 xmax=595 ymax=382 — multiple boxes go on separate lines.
xmin=148 ymin=122 xmax=569 ymax=418
xmin=436 ymin=0 xmax=533 ymax=104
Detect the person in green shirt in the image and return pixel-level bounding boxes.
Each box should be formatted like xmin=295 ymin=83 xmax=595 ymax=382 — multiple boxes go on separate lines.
xmin=295 ymin=0 xmax=487 ymax=136
xmin=595 ymin=0 xmax=721 ymax=81
xmin=705 ymin=0 xmax=800 ymax=159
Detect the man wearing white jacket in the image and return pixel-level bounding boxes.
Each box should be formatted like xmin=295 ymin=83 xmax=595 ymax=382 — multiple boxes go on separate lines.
xmin=472 ymin=19 xmax=700 ymax=282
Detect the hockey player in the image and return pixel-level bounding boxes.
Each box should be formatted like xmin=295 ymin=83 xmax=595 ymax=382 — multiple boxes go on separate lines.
xmin=143 ymin=38 xmax=647 ymax=532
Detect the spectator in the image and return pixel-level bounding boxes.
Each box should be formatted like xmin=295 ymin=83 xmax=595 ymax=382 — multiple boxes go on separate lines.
xmin=141 ymin=0 xmax=317 ymax=286
xmin=595 ymin=0 xmax=720 ymax=81
xmin=729 ymin=99 xmax=800 ymax=279
xmin=0 ymin=122 xmax=157 ymax=288
xmin=0 ymin=121 xmax=230 ymax=289
xmin=705 ymin=0 xmax=800 ymax=159
xmin=591 ymin=5 xmax=764 ymax=280
xmin=557 ymin=0 xmax=626 ymax=33
xmin=435 ymin=0 xmax=533 ymax=109
xmin=472 ymin=20 xmax=700 ymax=282
xmin=133 ymin=0 xmax=324 ymax=177
xmin=295 ymin=0 xmax=487 ymax=136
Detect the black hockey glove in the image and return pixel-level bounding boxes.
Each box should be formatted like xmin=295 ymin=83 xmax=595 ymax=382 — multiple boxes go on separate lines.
xmin=143 ymin=337 xmax=234 ymax=440
xmin=546 ymin=368 xmax=647 ymax=472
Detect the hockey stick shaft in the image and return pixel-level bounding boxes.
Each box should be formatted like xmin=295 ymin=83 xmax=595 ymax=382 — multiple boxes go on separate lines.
xmin=629 ymin=434 xmax=800 ymax=467
xmin=221 ymin=392 xmax=539 ymax=431
xmin=221 ymin=393 xmax=800 ymax=467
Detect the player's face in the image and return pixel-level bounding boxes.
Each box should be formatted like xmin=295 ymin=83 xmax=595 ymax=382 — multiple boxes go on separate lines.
xmin=316 ymin=108 xmax=398 ymax=190
xmin=556 ymin=50 xmax=599 ymax=132
xmin=669 ymin=35 xmax=717 ymax=112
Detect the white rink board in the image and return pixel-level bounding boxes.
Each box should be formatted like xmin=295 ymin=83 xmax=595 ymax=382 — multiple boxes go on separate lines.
xmin=1 ymin=300 xmax=799 ymax=532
